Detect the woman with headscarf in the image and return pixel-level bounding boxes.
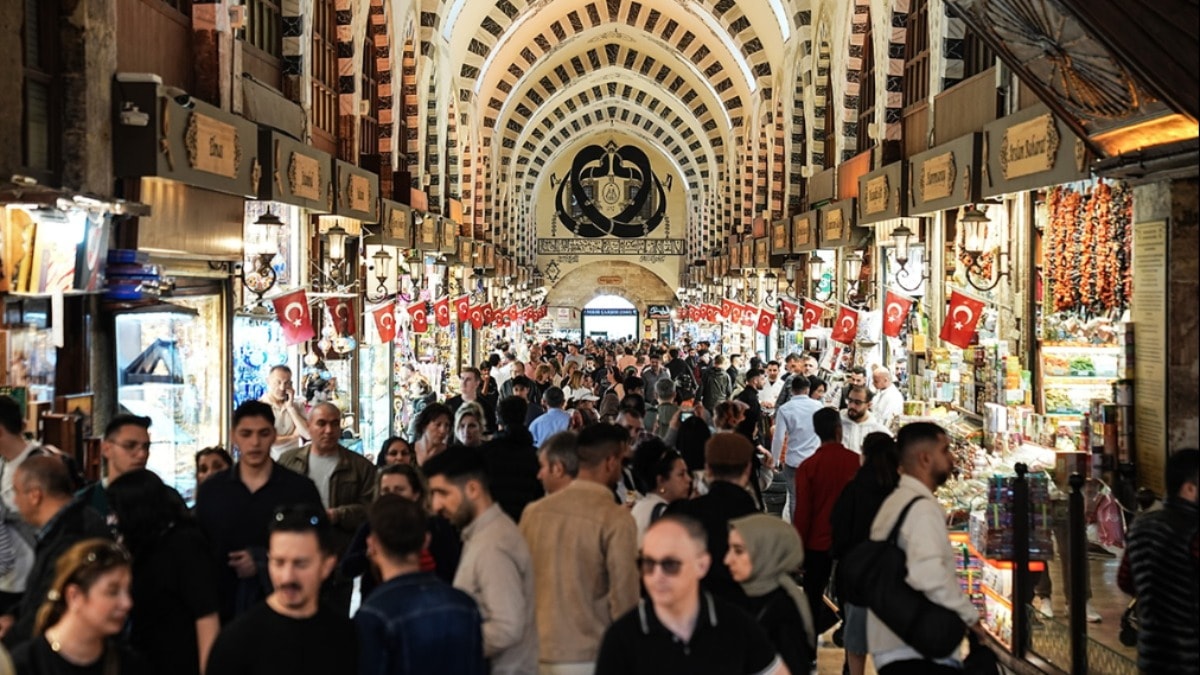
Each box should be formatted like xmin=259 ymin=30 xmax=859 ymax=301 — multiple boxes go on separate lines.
xmin=725 ymin=513 xmax=816 ymax=675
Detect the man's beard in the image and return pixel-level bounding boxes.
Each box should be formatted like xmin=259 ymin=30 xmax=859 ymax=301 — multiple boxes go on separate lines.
xmin=847 ymin=407 xmax=866 ymax=421
xmin=933 ymin=468 xmax=951 ymax=487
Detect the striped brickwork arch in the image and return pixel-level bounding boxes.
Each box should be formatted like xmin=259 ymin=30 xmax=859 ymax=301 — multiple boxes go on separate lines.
xmin=770 ymin=99 xmax=784 ymax=218
xmin=402 ymin=33 xmax=419 ymax=170
xmin=882 ymin=0 xmax=909 ymax=142
xmin=842 ymin=0 xmax=870 ymax=162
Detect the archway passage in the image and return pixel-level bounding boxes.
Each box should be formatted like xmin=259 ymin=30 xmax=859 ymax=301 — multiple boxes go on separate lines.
xmin=581 ymin=295 xmax=639 ymax=342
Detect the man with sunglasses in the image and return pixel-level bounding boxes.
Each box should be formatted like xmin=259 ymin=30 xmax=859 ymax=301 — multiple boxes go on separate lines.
xmin=207 ymin=505 xmax=357 ymax=675
xmin=595 ymin=515 xmax=784 ymax=674
xmin=840 ymin=385 xmax=890 ymax=454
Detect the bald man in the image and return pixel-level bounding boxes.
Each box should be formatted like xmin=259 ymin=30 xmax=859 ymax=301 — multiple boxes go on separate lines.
xmin=279 ymin=402 xmax=377 ymax=616
xmin=596 ymin=515 xmax=786 ymax=674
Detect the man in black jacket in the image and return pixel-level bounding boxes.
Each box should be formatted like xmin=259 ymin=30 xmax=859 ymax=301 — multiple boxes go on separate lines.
xmin=666 ymin=433 xmax=759 ymax=603
xmin=1 ymin=456 xmax=110 ymax=646
xmin=481 ymin=396 xmax=543 ymax=522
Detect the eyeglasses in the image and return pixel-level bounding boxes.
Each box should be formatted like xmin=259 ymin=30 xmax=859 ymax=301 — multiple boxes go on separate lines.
xmin=847 ymin=398 xmax=869 ymax=405
xmin=637 ymin=555 xmax=684 ymax=576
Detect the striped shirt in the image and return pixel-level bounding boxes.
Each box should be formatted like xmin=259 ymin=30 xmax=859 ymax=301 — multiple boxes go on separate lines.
xmin=1120 ymin=498 xmax=1199 ymax=674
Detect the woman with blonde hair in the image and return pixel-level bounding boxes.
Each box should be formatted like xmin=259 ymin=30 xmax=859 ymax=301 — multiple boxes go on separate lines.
xmin=452 ymin=402 xmax=487 ymax=448
xmin=11 ymin=539 xmax=147 ymax=674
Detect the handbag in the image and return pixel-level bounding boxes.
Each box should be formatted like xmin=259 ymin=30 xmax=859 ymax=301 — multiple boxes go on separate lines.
xmin=836 ymin=496 xmax=967 ymax=659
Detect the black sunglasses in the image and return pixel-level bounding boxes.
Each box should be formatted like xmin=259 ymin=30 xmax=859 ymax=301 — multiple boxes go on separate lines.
xmin=637 ymin=555 xmax=684 ymax=577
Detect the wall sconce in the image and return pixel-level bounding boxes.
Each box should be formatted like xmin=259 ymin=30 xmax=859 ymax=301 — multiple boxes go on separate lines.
xmin=808 ymin=254 xmax=834 ymax=302
xmin=844 ymin=250 xmax=872 ymax=307
xmin=958 ymin=205 xmax=1009 ymax=292
xmin=762 ymin=270 xmax=778 ymax=306
xmin=239 ymin=208 xmax=283 ymax=303
xmin=365 ymin=248 xmax=393 ymax=302
xmin=891 ymin=223 xmax=914 ymax=270
xmin=325 ymin=224 xmax=349 ymax=262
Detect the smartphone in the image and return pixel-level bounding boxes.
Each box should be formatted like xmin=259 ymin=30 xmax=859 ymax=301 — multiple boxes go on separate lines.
xmin=680 ymin=412 xmax=693 ymax=421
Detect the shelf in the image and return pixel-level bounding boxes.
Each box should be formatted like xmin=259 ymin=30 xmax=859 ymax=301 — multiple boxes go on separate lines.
xmin=964 ymin=538 xmax=1047 ymax=573
xmin=982 ymin=584 xmax=1012 ymax=610
xmin=1043 ymin=375 xmax=1118 ymax=385
xmin=1041 ymin=343 xmax=1122 ymax=352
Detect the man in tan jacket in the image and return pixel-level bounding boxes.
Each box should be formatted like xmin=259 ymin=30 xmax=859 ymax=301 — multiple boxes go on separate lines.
xmin=519 ymin=424 xmax=638 ymax=675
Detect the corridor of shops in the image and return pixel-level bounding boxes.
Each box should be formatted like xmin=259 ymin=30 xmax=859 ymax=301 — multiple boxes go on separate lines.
xmin=1 ymin=0 xmax=1197 ymax=673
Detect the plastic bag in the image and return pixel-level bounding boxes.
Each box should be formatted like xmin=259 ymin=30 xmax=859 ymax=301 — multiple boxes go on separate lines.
xmin=1092 ymin=489 xmax=1126 ymax=555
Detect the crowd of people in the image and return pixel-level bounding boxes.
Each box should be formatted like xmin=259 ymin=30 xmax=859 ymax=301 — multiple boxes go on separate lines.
xmin=0 ymin=334 xmax=1193 ymax=675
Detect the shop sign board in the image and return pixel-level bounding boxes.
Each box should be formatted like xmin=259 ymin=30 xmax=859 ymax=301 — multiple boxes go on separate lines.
xmin=1131 ymin=220 xmax=1167 ymax=495
xmin=113 ymin=80 xmax=261 ymax=198
xmin=439 ymin=218 xmax=458 ymax=254
xmin=982 ymin=104 xmax=1091 ymax=198
xmin=909 ymin=133 xmax=982 ymax=215
xmin=754 ymin=237 xmax=769 ymax=268
xmin=791 ymin=211 xmax=817 ymax=253
xmin=730 ymin=239 xmax=743 ymax=270
xmin=808 ymin=167 xmax=836 ymax=204
xmin=740 ymin=239 xmax=755 ymax=270
xmin=458 ymin=238 xmax=474 ymax=266
xmin=647 ymin=305 xmax=672 ymax=319
xmin=857 ymin=162 xmax=907 ymax=225
xmin=417 ymin=212 xmax=438 ymax=251
xmin=770 ymin=218 xmax=791 ymax=255
xmin=334 ymin=160 xmax=379 ymax=223
xmin=379 ymin=200 xmax=412 ymax=247
xmin=255 ymin=130 xmax=333 ymax=212
xmin=818 ymin=199 xmax=863 ymax=248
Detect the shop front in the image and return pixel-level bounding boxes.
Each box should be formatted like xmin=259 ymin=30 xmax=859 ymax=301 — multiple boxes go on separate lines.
xmin=112 ymin=76 xmax=263 ymax=498
xmin=814 ymin=197 xmax=869 ymax=377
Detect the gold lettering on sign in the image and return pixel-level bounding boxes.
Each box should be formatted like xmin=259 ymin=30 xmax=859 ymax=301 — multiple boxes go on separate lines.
xmin=1000 ymin=113 xmax=1060 ymax=179
xmin=348 ymin=175 xmax=372 ymax=213
xmin=793 ymin=218 xmax=810 ymax=248
xmin=865 ymin=175 xmax=890 ymax=215
xmin=421 ymin=219 xmax=437 ymax=245
xmin=388 ymin=208 xmax=408 ymax=240
xmin=921 ymin=152 xmax=956 ymax=202
xmin=443 ymin=221 xmax=458 ymax=249
xmin=773 ymin=223 xmax=787 ymax=250
xmin=824 ymin=208 xmax=844 ymax=242
xmin=289 ymin=153 xmax=322 ymax=201
xmin=185 ymin=113 xmax=241 ymax=178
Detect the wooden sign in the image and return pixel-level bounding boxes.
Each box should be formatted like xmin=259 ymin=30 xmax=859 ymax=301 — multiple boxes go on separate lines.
xmin=740 ymin=240 xmax=754 ymax=270
xmin=754 ymin=237 xmax=769 ymax=268
xmin=921 ymin=152 xmax=956 ymax=201
xmin=1000 ymin=113 xmax=1060 ymax=179
xmin=289 ymin=152 xmax=321 ymax=201
xmin=348 ymin=175 xmax=371 ymax=213
xmin=823 ymin=207 xmax=845 ymax=242
xmin=185 ymin=113 xmax=240 ymax=179
xmin=771 ymin=219 xmax=790 ymax=255
xmin=791 ymin=212 xmax=816 ymax=252
xmin=864 ymin=174 xmax=890 ymax=216
xmin=440 ymin=218 xmax=458 ymax=254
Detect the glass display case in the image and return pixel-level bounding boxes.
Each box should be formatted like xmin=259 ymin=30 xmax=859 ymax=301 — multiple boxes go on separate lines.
xmin=115 ymin=294 xmax=223 ymax=502
xmin=232 ymin=314 xmax=291 ymax=407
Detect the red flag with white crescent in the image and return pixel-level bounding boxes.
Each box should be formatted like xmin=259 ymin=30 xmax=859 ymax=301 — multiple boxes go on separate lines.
xmin=273 ymin=289 xmax=315 ymax=345
xmin=740 ymin=303 xmax=758 ymax=328
xmin=830 ymin=305 xmax=860 ymax=344
xmin=728 ymin=303 xmax=744 ymax=325
xmin=720 ymin=299 xmax=735 ymax=320
xmin=433 ymin=296 xmax=451 ymax=328
xmin=882 ymin=290 xmax=915 ymax=338
xmin=407 ymin=301 xmax=429 ymax=333
xmin=940 ymin=290 xmax=986 ymax=349
xmin=678 ymin=306 xmax=689 ymax=321
xmin=704 ymin=304 xmax=720 ymax=322
xmin=325 ymin=297 xmax=346 ymax=336
xmin=756 ymin=307 xmax=775 ymax=336
xmin=779 ymin=299 xmax=799 ymax=330
xmin=371 ymin=301 xmax=397 ymax=343
xmin=481 ymin=304 xmax=495 ymax=325
xmin=469 ymin=303 xmax=485 ymax=329
xmin=802 ymin=298 xmax=826 ymax=331
xmin=453 ymin=294 xmax=471 ymax=322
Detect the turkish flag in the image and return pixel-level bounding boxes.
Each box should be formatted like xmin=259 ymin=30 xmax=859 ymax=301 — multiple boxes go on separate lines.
xmin=882 ymin=290 xmax=915 ymax=338
xmin=453 ymin=295 xmax=471 ymax=322
xmin=325 ymin=297 xmax=356 ymax=336
xmin=740 ymin=303 xmax=757 ymax=328
xmin=272 ymin=289 xmax=315 ymax=346
xmin=756 ymin=307 xmax=775 ymax=336
xmin=481 ymin=303 xmax=495 ymax=325
xmin=704 ymin=304 xmax=720 ymax=322
xmin=407 ymin=301 xmax=429 ymax=333
xmin=940 ymin=290 xmax=986 ymax=349
xmin=728 ymin=303 xmax=743 ymax=325
xmin=678 ymin=306 xmax=689 ymax=321
xmin=371 ymin=301 xmax=397 ymax=343
xmin=830 ymin=305 xmax=860 ymax=344
xmin=802 ymin=298 xmax=826 ymax=330
xmin=433 ymin=296 xmax=451 ymax=328
xmin=469 ymin=303 xmax=485 ymax=329
xmin=720 ymin=298 xmax=735 ymax=320
xmin=779 ymin=299 xmax=799 ymax=330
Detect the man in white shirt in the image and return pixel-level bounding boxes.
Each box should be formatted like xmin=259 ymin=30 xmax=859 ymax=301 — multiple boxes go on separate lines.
xmin=758 ymin=361 xmax=784 ymax=417
xmin=259 ymin=365 xmax=309 ymax=460
xmin=0 ymin=397 xmax=37 ymax=613
xmin=769 ymin=375 xmax=823 ymax=523
xmin=868 ymin=422 xmax=984 ymax=673
xmin=870 ymin=368 xmax=904 ymax=429
xmin=841 ymin=385 xmax=891 ymax=453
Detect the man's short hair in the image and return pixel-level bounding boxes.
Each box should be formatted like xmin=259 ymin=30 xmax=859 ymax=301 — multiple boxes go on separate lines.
xmin=646 ymin=513 xmax=708 ymax=552
xmin=576 ymin=423 xmax=628 ymax=468
xmin=269 ymin=504 xmax=336 ymax=555
xmin=654 ymin=378 xmax=676 ymax=402
xmin=848 ymin=366 xmax=867 ymax=376
xmin=543 ymin=386 xmax=566 ymax=408
xmin=704 ymin=432 xmax=754 ymax=480
xmin=539 ymin=431 xmax=580 ymax=478
xmin=233 ymin=400 xmax=276 ymax=428
xmin=104 ymin=414 xmax=151 ymax=440
xmin=368 ymin=495 xmax=427 ymax=559
xmin=896 ymin=422 xmax=948 ymax=464
xmin=744 ymin=368 xmax=764 ymax=381
xmin=785 ymin=353 xmax=802 ymax=364
xmin=0 ymin=396 xmax=23 ymax=436
xmin=713 ymin=355 xmax=727 ymax=367
xmin=809 ymin=377 xmax=826 ymax=392
xmin=1165 ymin=448 xmax=1200 ymax=497
xmin=510 ymin=376 xmax=534 ymax=391
xmin=497 ymin=396 xmax=529 ymax=430
xmin=15 ymin=455 xmax=74 ymax=498
xmin=813 ymin=407 xmax=841 ymax=442
xmin=269 ymin=365 xmax=292 ymax=377
xmin=766 ymin=360 xmax=780 ymax=369
xmin=421 ymin=446 xmax=489 ymax=492
xmin=461 ymin=367 xmax=481 ymax=381
xmin=624 ymin=376 xmax=644 ymax=392
xmin=789 ymin=375 xmax=811 ymax=394
xmin=618 ymin=394 xmax=646 ymax=418
xmin=847 ymin=384 xmax=873 ymax=401
xmin=668 ymin=347 xmax=680 ymax=359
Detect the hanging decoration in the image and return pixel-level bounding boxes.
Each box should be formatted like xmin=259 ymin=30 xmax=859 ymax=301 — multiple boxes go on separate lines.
xmin=829 ymin=305 xmax=860 ymax=344
xmin=882 ymin=290 xmax=915 ymax=339
xmin=940 ymin=290 xmax=986 ymax=349
xmin=371 ymin=301 xmax=397 ymax=343
xmin=802 ymin=298 xmax=826 ymax=331
xmin=272 ymin=289 xmax=315 ymax=345
xmin=1045 ymin=180 xmax=1132 ymax=315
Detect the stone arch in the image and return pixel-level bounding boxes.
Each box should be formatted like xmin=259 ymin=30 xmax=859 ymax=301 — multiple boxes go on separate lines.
xmin=811 ymin=16 xmax=833 ymax=168
xmin=401 ymin=27 xmax=419 ymax=171
xmin=841 ymin=0 xmax=871 ymax=160
xmin=544 ymin=260 xmax=678 ymax=315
